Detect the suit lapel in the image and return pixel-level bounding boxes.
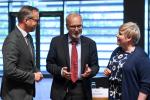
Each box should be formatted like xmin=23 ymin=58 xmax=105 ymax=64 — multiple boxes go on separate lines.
xmin=15 ymin=27 xmax=29 ymax=51
xmin=27 ymin=35 xmax=35 ymax=63
xmin=81 ymin=36 xmax=87 ymax=73
xmin=15 ymin=27 xmax=35 ymax=65
xmin=62 ymin=34 xmax=70 ymax=71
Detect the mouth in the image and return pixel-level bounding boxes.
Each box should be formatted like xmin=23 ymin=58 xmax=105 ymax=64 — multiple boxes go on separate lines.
xmin=117 ymin=38 xmax=120 ymax=41
xmin=72 ymin=32 xmax=81 ymax=38
xmin=117 ymin=39 xmax=121 ymax=44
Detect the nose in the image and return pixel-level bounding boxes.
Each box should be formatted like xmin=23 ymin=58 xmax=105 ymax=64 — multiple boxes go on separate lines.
xmin=75 ymin=26 xmax=79 ymax=31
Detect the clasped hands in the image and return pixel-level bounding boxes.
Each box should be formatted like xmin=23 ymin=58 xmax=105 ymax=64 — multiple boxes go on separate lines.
xmin=34 ymin=72 xmax=43 ymax=82
xmin=62 ymin=64 xmax=91 ymax=80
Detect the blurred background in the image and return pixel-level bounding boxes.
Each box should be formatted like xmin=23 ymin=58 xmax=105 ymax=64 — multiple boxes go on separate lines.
xmin=0 ymin=0 xmax=149 ymax=99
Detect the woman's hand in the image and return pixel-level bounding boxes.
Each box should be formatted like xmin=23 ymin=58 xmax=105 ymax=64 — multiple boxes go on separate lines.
xmin=104 ymin=68 xmax=111 ymax=76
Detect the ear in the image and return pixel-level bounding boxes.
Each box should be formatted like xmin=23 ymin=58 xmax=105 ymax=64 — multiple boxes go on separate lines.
xmin=66 ymin=24 xmax=69 ymax=30
xmin=24 ymin=19 xmax=30 ymax=25
xmin=127 ymin=36 xmax=132 ymax=43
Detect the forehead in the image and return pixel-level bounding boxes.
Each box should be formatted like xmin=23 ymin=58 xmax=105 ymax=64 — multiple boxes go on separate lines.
xmin=68 ymin=15 xmax=82 ymax=25
xmin=32 ymin=10 xmax=39 ymax=18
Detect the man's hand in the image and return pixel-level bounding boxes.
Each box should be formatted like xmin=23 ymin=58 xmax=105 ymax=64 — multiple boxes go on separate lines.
xmin=81 ymin=64 xmax=91 ymax=78
xmin=62 ymin=67 xmax=71 ymax=80
xmin=34 ymin=72 xmax=43 ymax=82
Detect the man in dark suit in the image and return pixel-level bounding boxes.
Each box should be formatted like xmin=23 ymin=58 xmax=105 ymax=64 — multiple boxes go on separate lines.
xmin=46 ymin=13 xmax=99 ymax=100
xmin=1 ymin=6 xmax=43 ymax=100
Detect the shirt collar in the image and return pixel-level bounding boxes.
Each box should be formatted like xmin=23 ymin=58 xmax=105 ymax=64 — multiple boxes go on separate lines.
xmin=16 ymin=25 xmax=28 ymax=38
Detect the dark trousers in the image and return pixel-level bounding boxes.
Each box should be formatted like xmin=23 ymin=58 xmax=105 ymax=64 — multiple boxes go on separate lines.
xmin=2 ymin=95 xmax=33 ymax=100
xmin=64 ymin=80 xmax=86 ymax=100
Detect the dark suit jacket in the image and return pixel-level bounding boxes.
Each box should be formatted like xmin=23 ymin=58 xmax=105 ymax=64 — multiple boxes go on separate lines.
xmin=46 ymin=34 xmax=99 ymax=100
xmin=1 ymin=27 xmax=39 ymax=100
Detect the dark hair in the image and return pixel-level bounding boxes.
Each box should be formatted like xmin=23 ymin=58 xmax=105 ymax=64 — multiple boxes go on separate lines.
xmin=17 ymin=5 xmax=39 ymax=23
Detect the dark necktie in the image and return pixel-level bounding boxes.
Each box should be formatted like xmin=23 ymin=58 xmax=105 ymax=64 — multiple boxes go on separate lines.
xmin=71 ymin=41 xmax=78 ymax=83
xmin=26 ymin=34 xmax=33 ymax=57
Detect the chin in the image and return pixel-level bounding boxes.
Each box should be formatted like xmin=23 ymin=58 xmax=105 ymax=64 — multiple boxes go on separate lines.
xmin=72 ymin=34 xmax=81 ymax=39
xmin=31 ymin=29 xmax=36 ymax=32
xmin=116 ymin=42 xmax=120 ymax=46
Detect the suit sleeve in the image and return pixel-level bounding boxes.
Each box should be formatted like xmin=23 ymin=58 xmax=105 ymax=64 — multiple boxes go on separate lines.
xmin=88 ymin=40 xmax=99 ymax=78
xmin=2 ymin=39 xmax=34 ymax=84
xmin=46 ymin=38 xmax=62 ymax=77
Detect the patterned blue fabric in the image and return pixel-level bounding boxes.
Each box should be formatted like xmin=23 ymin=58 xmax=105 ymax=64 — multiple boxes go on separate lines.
xmin=107 ymin=46 xmax=150 ymax=100
xmin=108 ymin=49 xmax=130 ymax=100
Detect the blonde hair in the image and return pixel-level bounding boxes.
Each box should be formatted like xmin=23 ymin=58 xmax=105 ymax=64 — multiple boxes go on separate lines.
xmin=119 ymin=22 xmax=141 ymax=45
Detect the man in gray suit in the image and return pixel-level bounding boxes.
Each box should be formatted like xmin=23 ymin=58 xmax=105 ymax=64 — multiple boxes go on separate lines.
xmin=1 ymin=6 xmax=43 ymax=100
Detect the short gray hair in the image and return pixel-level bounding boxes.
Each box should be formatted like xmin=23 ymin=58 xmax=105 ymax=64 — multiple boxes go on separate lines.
xmin=17 ymin=5 xmax=39 ymax=23
xmin=66 ymin=13 xmax=82 ymax=25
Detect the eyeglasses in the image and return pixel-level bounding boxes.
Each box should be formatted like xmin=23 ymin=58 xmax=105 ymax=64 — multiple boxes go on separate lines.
xmin=28 ymin=18 xmax=39 ymax=23
xmin=69 ymin=25 xmax=82 ymax=29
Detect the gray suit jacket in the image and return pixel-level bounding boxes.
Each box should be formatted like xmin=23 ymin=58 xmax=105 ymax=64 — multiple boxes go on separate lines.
xmin=0 ymin=27 xmax=39 ymax=100
xmin=46 ymin=34 xmax=99 ymax=100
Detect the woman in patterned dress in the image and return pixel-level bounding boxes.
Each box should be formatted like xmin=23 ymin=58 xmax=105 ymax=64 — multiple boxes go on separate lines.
xmin=104 ymin=22 xmax=150 ymax=100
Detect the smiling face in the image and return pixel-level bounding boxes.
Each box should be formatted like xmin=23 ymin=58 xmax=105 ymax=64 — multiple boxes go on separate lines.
xmin=116 ymin=30 xmax=131 ymax=48
xmin=116 ymin=22 xmax=141 ymax=48
xmin=66 ymin=13 xmax=82 ymax=39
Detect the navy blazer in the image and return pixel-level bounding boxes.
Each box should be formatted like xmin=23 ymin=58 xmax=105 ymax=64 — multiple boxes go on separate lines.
xmin=46 ymin=34 xmax=99 ymax=100
xmin=1 ymin=27 xmax=39 ymax=100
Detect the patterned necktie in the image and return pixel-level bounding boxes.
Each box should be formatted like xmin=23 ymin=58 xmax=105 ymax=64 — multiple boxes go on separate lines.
xmin=71 ymin=41 xmax=78 ymax=83
xmin=26 ymin=34 xmax=33 ymax=57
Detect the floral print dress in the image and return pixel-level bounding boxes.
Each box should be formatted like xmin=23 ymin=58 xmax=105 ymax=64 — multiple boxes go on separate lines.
xmin=108 ymin=50 xmax=131 ymax=100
